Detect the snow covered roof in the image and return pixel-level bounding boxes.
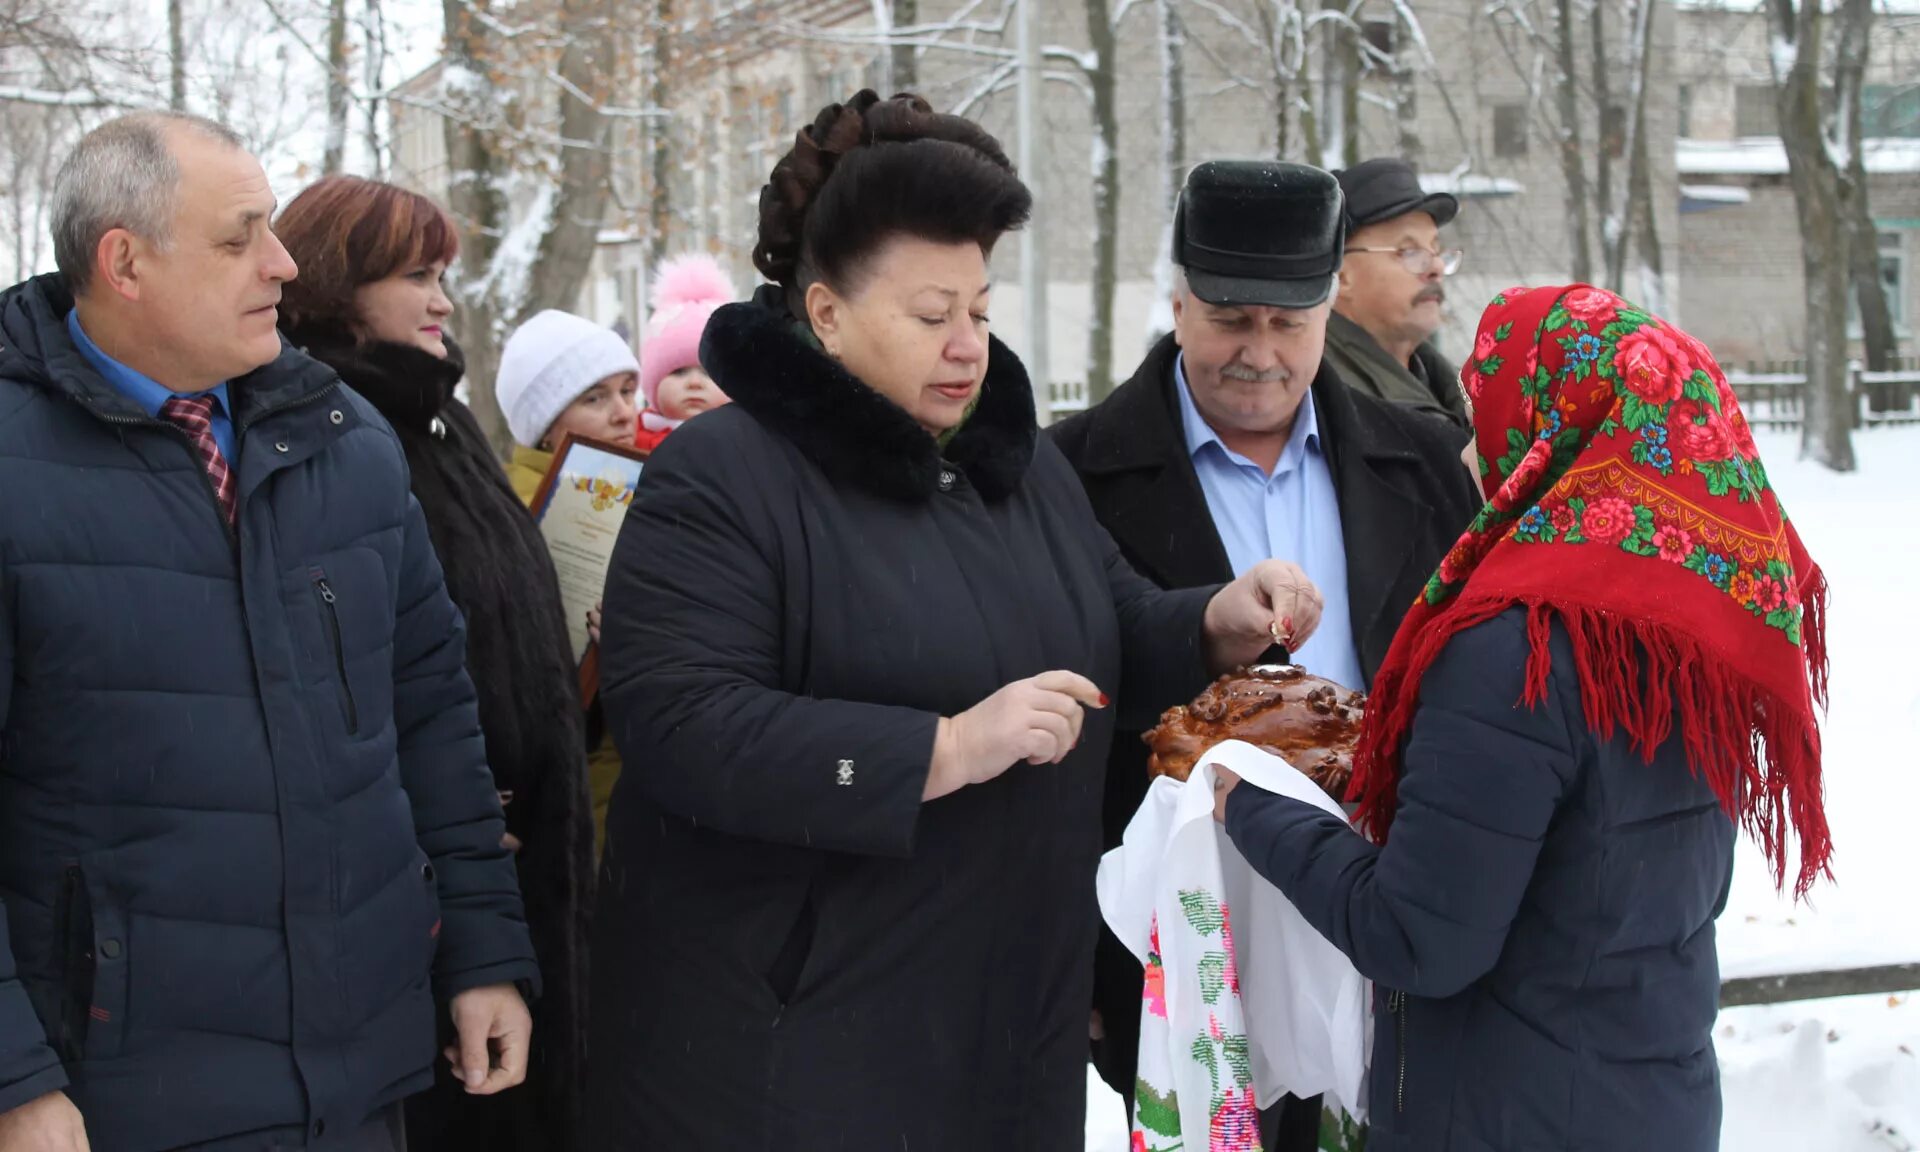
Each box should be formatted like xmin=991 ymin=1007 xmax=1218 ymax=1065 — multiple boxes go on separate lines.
xmin=1680 ymin=184 xmax=1754 ymax=204
xmin=1418 ymin=173 xmax=1526 ymax=198
xmin=1676 ymin=137 xmax=1920 ymax=175
xmin=1672 ymin=0 xmax=1920 ymax=12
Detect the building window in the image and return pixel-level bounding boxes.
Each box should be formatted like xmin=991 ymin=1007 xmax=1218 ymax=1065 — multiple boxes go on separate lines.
xmin=1734 ymin=84 xmax=1778 ymax=138
xmin=1863 ymin=84 xmax=1920 ymax=138
xmin=1362 ymin=19 xmax=1395 ymax=57
xmin=1602 ymin=103 xmax=1627 ymax=158
xmin=1493 ymin=103 xmax=1528 ymax=158
xmin=1849 ymin=231 xmax=1908 ymax=335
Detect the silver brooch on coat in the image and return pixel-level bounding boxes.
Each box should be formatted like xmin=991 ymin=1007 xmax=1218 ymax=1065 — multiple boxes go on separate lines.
xmin=836 ymin=760 xmax=855 ymax=786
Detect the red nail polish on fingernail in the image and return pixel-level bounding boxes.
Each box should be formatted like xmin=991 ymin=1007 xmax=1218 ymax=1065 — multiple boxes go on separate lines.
xmin=1282 ymin=616 xmax=1293 ymax=631
xmin=1097 ymin=693 xmax=1110 ymax=708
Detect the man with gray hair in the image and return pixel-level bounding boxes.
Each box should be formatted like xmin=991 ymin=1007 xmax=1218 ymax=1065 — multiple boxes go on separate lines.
xmin=1050 ymin=160 xmax=1479 ymax=1152
xmin=0 ymin=112 xmax=536 ymax=1151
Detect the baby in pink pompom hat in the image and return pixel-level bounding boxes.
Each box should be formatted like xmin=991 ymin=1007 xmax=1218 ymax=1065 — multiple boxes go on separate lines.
xmin=636 ymin=253 xmax=736 ymax=452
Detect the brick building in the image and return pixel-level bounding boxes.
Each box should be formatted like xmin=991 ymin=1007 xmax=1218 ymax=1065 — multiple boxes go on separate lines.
xmin=389 ymin=0 xmax=1919 ymax=415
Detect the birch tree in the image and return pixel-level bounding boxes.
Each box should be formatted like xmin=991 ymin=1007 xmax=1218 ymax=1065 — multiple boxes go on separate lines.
xmin=1149 ymin=0 xmax=1186 ymax=340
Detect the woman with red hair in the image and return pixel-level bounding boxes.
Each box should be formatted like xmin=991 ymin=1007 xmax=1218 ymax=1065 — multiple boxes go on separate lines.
xmin=1212 ymin=285 xmax=1829 ymax=1152
xmin=275 ymin=176 xmax=592 ymax=1152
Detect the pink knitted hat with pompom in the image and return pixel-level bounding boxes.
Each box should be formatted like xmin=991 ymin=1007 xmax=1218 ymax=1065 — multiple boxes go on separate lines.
xmin=639 ymin=252 xmax=735 ymax=411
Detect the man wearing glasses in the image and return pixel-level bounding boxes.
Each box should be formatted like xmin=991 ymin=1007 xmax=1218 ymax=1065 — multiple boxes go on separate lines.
xmin=1324 ymin=158 xmax=1470 ymax=430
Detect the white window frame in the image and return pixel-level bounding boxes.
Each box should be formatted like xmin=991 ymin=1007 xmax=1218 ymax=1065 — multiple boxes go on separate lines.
xmin=1848 ymin=229 xmax=1910 ymax=339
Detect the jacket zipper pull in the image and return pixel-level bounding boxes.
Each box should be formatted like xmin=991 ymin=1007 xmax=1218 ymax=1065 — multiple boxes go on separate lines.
xmin=312 ymin=574 xmax=358 ymax=733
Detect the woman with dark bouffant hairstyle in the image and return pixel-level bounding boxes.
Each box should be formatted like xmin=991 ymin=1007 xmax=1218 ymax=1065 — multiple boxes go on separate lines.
xmin=587 ymin=91 xmax=1327 ymax=1148
xmin=275 ymin=175 xmax=593 ymax=1152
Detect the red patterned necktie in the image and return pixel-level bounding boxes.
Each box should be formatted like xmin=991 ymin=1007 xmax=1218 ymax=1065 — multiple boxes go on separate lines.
xmin=159 ymin=394 xmax=237 ymax=529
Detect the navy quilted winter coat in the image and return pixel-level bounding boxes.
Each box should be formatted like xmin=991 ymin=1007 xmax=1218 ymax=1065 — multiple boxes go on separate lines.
xmin=1224 ymin=609 xmax=1735 ymax=1152
xmin=0 ymin=275 xmax=539 ymax=1151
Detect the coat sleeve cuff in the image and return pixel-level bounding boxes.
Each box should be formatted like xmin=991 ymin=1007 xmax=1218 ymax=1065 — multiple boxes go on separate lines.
xmin=0 ymin=1062 xmax=70 ymax=1122
xmin=1117 ymin=584 xmax=1218 ymax=732
xmin=436 ymin=958 xmax=543 ymax=1003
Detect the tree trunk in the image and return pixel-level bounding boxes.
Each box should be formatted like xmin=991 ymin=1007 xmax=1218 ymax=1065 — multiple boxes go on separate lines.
xmin=648 ymin=0 xmax=674 ymax=254
xmin=364 ymin=0 xmax=387 ymax=176
xmin=1629 ymin=136 xmax=1664 ymax=313
xmin=1339 ymin=3 xmax=1360 ymax=168
xmin=1275 ymin=73 xmax=1292 ymax=159
xmin=891 ymin=0 xmax=918 ymax=91
xmin=1591 ymin=0 xmax=1618 ymax=289
xmin=1609 ymin=0 xmax=1657 ymax=295
xmin=1554 ymin=0 xmax=1594 ymax=283
xmin=1393 ymin=8 xmax=1420 ymax=165
xmin=9 ymin=124 xmax=28 ymax=283
xmin=1847 ymin=177 xmax=1896 ymax=375
xmin=1085 ymin=0 xmax=1120 ymax=402
xmin=1624 ymin=0 xmax=1663 ymax=312
xmin=324 ymin=0 xmax=350 ymax=175
xmin=520 ymin=0 xmax=615 ymax=325
xmin=1311 ymin=0 xmax=1348 ymax=169
xmin=1769 ymin=0 xmax=1856 ymax=470
xmin=440 ymin=0 xmax=512 ymax=456
xmin=169 ymin=0 xmax=186 ymax=110
xmin=1299 ymin=75 xmax=1321 ymax=165
xmin=1161 ymin=0 xmax=1186 ymax=180
xmin=1150 ymin=0 xmax=1185 ymax=342
xmin=1832 ymin=0 xmax=1895 ymax=376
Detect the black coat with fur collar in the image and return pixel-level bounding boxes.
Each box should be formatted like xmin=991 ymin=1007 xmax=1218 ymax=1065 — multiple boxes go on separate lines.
xmin=295 ymin=335 xmax=594 ymax=1152
xmin=587 ymin=290 xmax=1217 ymax=1151
xmin=1047 ymin=331 xmax=1482 ymax=1140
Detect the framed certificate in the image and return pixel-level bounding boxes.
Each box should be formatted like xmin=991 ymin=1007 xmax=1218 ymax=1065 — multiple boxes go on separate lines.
xmin=526 ymin=432 xmax=650 ymax=701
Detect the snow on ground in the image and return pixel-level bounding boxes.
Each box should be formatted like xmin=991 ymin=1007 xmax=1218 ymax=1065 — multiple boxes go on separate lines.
xmin=1719 ymin=429 xmax=1920 ymax=981
xmin=1720 ymin=994 xmax=1919 ymax=1152
xmin=1717 ymin=428 xmax=1920 ymax=1151
xmin=1088 ymin=428 xmax=1920 ymax=1150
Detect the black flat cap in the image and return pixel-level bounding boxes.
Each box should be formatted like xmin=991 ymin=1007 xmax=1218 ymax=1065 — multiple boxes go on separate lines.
xmin=1335 ymin=157 xmax=1458 ymax=230
xmin=1172 ymin=160 xmax=1346 ymax=309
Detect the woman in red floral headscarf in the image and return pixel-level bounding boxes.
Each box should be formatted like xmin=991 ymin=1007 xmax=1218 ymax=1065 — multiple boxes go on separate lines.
xmin=1211 ymin=285 xmax=1828 ymax=1152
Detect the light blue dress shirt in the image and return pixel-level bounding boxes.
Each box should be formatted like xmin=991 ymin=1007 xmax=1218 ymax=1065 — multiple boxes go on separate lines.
xmin=67 ymin=309 xmax=237 ymax=462
xmin=1174 ymin=354 xmax=1365 ymax=691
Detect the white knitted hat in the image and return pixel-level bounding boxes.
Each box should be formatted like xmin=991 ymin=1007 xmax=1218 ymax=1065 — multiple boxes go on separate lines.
xmin=496 ymin=310 xmax=641 ymax=448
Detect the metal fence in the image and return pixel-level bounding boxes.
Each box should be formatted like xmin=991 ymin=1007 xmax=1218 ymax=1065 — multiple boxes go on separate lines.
xmin=1047 ymin=380 xmax=1090 ymax=417
xmin=1726 ymin=357 xmax=1920 ymax=432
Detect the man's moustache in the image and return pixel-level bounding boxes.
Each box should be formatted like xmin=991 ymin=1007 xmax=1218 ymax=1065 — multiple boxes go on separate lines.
xmin=1221 ymin=366 xmax=1290 ymax=383
xmin=1416 ymin=286 xmax=1446 ymax=305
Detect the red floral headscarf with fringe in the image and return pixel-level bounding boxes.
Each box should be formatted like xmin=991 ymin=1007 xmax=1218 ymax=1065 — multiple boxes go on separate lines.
xmin=1346 ymin=285 xmax=1832 ymax=896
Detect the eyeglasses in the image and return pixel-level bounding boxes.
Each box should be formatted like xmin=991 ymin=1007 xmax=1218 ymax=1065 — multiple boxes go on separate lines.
xmin=1345 ymin=245 xmax=1464 ymax=276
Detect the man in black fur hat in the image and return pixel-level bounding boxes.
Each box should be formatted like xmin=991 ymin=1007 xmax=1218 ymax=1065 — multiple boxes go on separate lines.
xmin=1049 ymin=159 xmax=1481 ymax=1151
